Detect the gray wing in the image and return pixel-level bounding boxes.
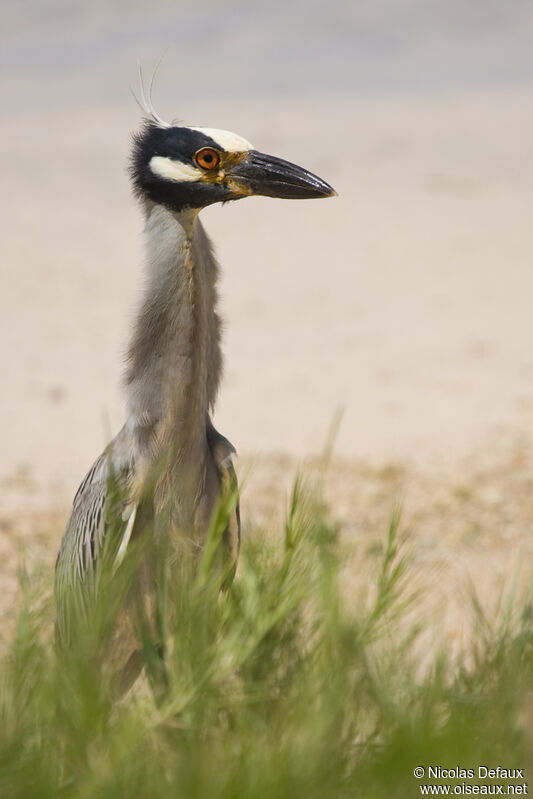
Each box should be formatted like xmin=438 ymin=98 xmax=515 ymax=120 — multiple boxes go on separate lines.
xmin=55 ymin=427 xmax=134 ymax=643
xmin=206 ymin=420 xmax=241 ymax=581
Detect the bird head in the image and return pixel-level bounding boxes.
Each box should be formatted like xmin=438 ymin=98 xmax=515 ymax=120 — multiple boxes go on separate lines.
xmin=131 ymin=120 xmax=336 ymax=213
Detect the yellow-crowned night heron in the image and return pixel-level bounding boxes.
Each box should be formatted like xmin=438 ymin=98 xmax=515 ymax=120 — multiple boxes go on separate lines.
xmin=55 ymin=104 xmax=336 ymax=651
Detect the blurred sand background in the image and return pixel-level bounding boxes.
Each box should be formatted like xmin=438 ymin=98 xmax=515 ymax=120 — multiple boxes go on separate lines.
xmin=1 ymin=1 xmax=533 ymax=635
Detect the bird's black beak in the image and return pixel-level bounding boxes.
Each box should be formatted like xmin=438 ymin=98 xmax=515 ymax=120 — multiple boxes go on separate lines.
xmin=226 ymin=150 xmax=337 ymax=200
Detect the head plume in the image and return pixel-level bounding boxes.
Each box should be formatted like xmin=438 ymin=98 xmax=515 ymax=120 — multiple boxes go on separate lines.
xmin=131 ymin=59 xmax=170 ymax=128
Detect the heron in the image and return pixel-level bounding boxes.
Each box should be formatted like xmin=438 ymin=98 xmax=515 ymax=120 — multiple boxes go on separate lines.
xmin=54 ymin=104 xmax=336 ymax=661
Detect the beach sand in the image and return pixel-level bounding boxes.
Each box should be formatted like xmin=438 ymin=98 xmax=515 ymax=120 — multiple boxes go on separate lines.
xmin=1 ymin=1 xmax=532 ymax=638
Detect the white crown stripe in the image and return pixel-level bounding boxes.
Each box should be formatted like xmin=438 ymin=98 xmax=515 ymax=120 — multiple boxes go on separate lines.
xmin=191 ymin=127 xmax=253 ymax=153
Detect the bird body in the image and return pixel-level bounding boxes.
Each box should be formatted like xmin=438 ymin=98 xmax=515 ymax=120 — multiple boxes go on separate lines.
xmin=55 ymin=204 xmax=236 ymax=642
xmin=55 ymin=113 xmax=335 ymax=650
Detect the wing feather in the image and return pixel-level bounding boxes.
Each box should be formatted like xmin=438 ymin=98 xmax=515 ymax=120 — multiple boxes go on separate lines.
xmin=55 ymin=429 xmax=134 ymax=643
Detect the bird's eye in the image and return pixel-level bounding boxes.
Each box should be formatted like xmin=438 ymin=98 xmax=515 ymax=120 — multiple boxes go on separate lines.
xmin=194 ymin=147 xmax=220 ymax=170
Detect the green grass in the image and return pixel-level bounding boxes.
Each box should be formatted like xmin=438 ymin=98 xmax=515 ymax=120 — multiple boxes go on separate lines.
xmin=1 ymin=473 xmax=533 ymax=798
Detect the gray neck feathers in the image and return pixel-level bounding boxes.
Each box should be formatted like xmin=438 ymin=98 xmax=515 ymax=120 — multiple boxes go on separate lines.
xmin=125 ymin=204 xmax=222 ymax=467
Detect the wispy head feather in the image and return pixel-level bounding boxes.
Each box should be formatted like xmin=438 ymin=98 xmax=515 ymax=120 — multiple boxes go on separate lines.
xmin=130 ymin=59 xmax=170 ymax=128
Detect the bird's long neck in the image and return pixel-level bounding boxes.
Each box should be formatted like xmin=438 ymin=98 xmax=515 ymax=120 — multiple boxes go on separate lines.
xmin=125 ymin=204 xmax=222 ymax=473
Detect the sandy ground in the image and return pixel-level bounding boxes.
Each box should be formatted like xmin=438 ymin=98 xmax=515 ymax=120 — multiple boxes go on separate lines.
xmin=1 ymin=2 xmax=533 ymax=638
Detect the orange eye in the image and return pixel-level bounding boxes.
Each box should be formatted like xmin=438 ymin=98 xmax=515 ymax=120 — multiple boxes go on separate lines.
xmin=194 ymin=147 xmax=220 ymax=170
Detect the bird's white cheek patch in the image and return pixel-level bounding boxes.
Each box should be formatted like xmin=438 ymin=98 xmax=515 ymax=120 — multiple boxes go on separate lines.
xmin=191 ymin=127 xmax=253 ymax=153
xmin=149 ymin=156 xmax=203 ymax=182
